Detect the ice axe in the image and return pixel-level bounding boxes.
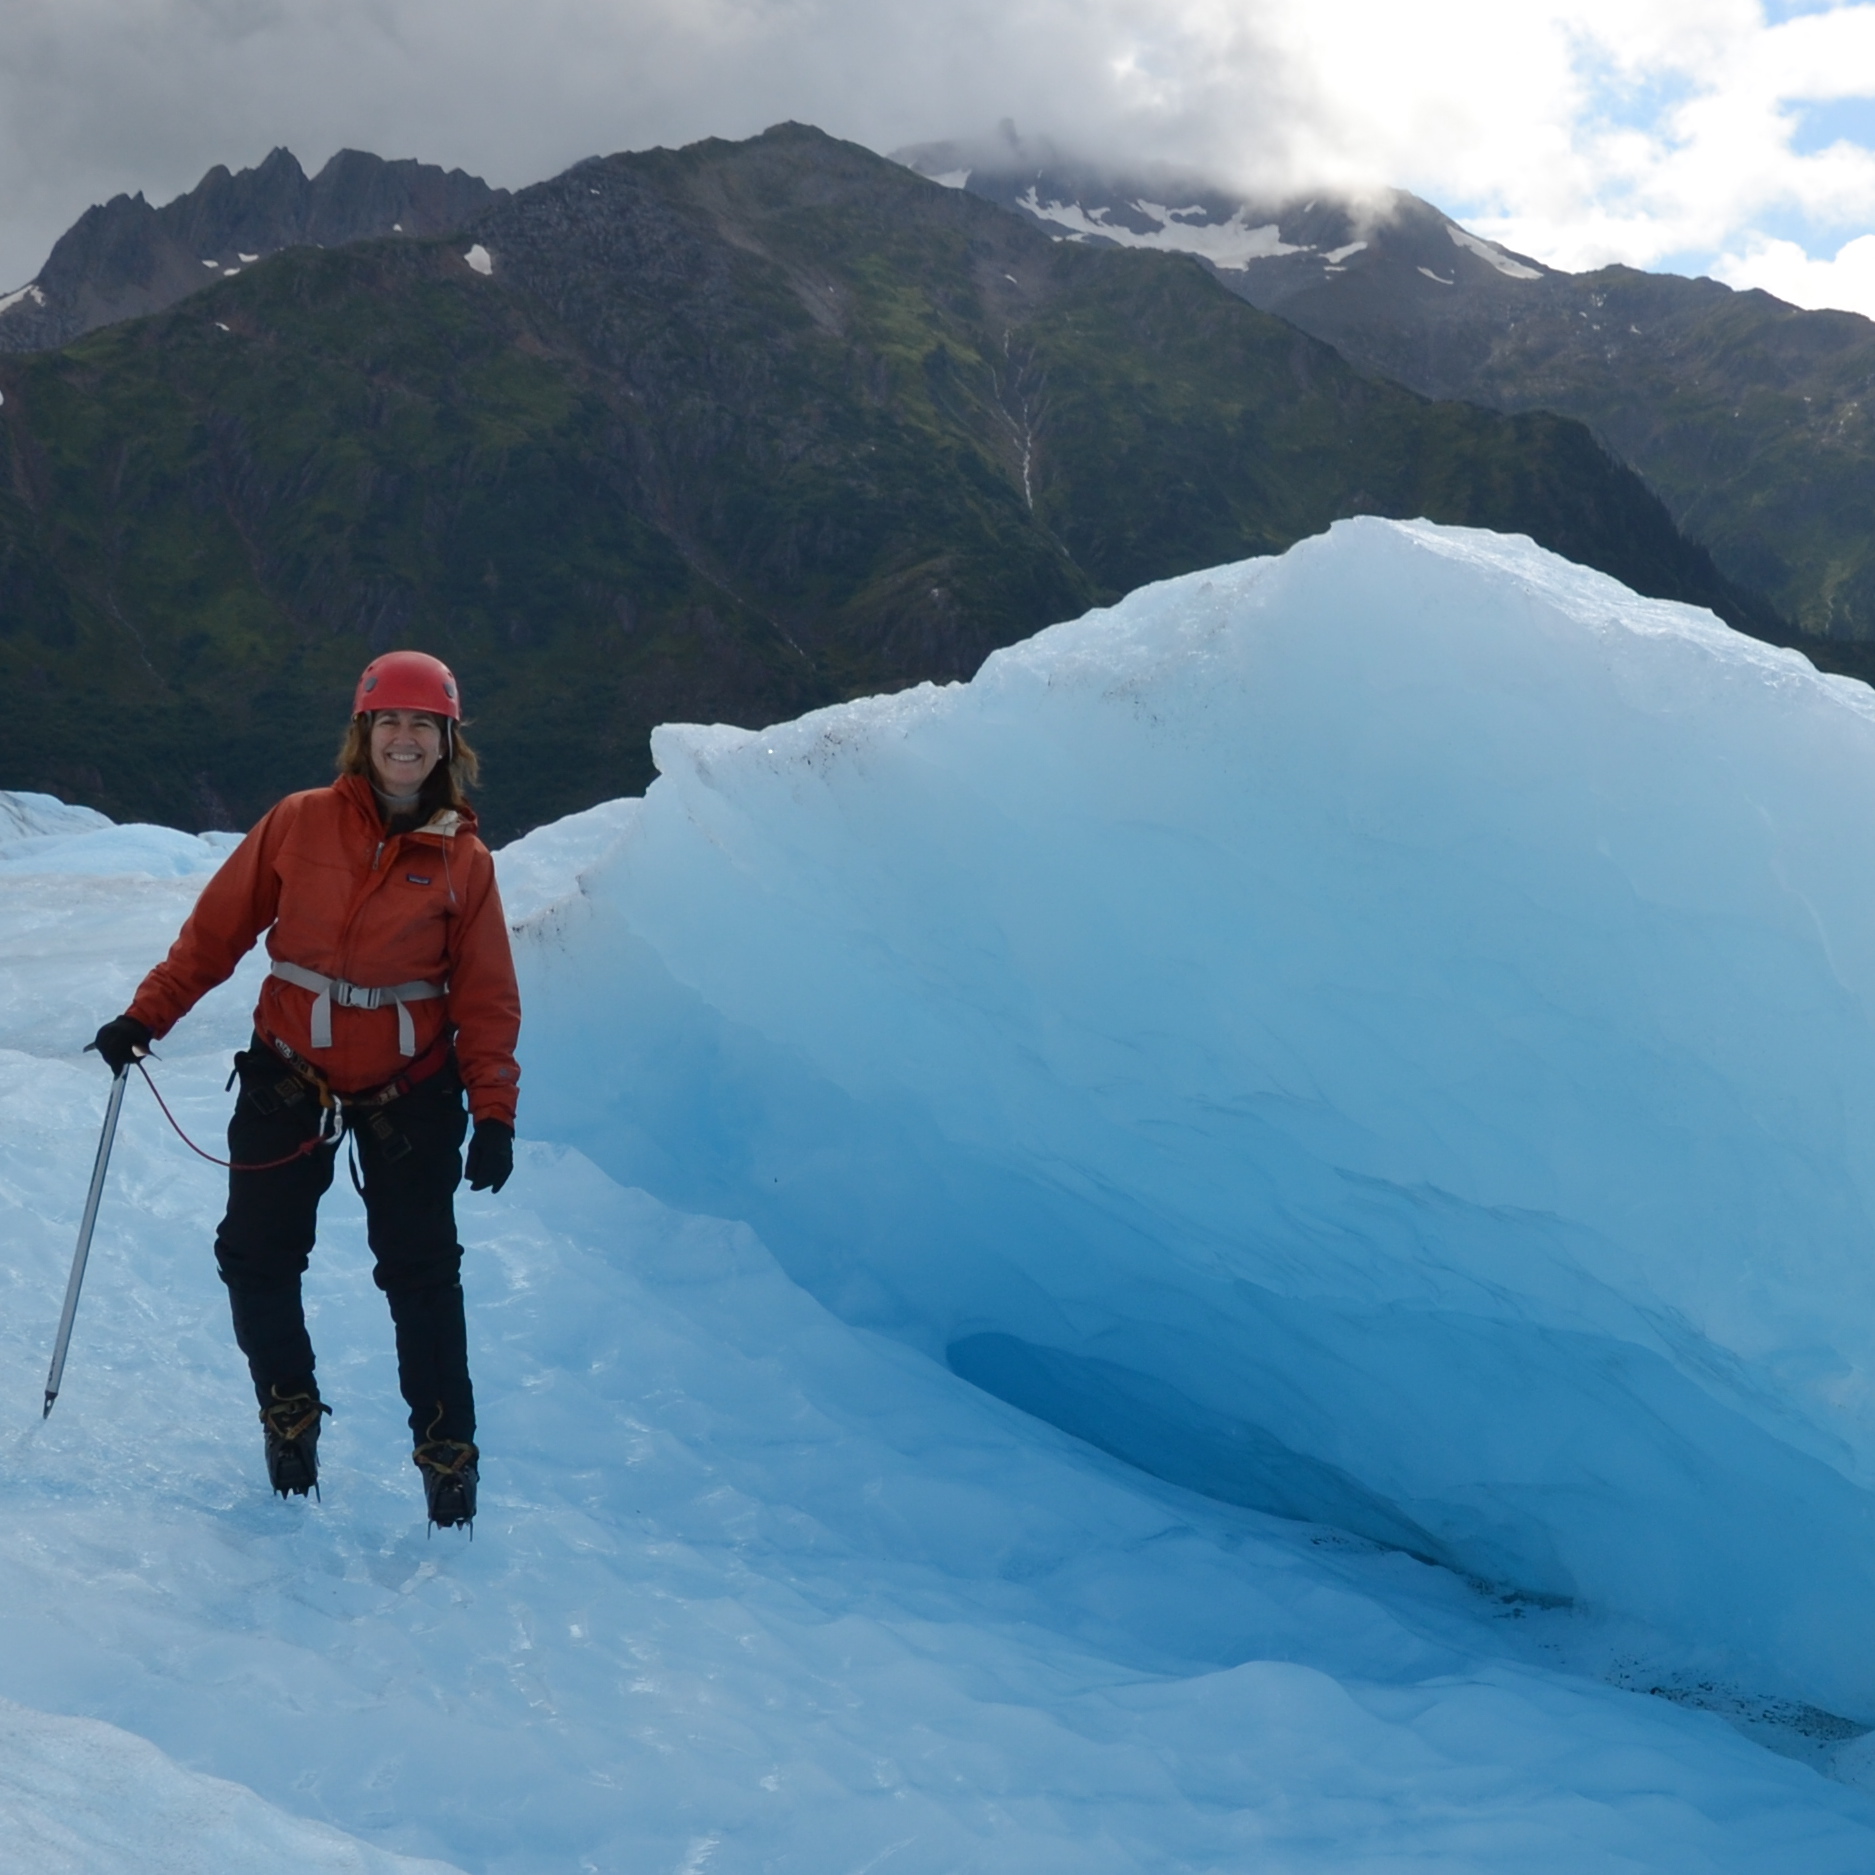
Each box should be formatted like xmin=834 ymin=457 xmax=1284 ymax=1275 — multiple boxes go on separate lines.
xmin=43 ymin=1062 xmax=131 ymax=1418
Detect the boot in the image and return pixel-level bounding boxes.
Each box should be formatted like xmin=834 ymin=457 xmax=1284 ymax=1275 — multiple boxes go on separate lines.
xmin=414 ymin=1439 xmax=479 ymax=1529
xmin=260 ymin=1387 xmax=331 ymax=1498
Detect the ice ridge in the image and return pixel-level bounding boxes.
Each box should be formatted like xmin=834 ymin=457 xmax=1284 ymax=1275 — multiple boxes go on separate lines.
xmin=517 ymin=515 xmax=1875 ymax=1722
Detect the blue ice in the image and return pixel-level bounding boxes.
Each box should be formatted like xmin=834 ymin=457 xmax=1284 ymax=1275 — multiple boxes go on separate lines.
xmin=6 ymin=519 xmax=1875 ymax=1865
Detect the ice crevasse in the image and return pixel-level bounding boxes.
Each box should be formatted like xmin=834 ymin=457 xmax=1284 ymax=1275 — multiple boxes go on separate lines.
xmin=519 ymin=516 xmax=1875 ymax=1722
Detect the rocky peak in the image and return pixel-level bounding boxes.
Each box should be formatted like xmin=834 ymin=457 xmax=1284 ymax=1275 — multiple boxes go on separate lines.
xmin=0 ymin=148 xmax=507 ymax=353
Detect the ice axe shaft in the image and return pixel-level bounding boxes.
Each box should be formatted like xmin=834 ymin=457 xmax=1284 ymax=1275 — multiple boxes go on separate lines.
xmin=44 ymin=1066 xmax=130 ymax=1418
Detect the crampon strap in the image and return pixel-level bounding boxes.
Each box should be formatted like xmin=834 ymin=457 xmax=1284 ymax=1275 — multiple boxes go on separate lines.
xmin=415 ymin=1438 xmax=478 ymax=1477
xmin=262 ymin=1393 xmax=330 ymax=1441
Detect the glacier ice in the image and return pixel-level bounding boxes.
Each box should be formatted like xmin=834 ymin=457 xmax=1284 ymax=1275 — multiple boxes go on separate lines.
xmin=519 ymin=517 xmax=1875 ymax=1723
xmin=0 ymin=1694 xmax=461 ymax=1874
xmin=11 ymin=517 xmax=1875 ymax=1866
xmin=0 ymin=790 xmax=239 ymax=879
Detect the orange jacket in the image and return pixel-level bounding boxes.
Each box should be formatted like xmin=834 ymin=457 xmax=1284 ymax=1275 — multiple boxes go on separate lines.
xmin=129 ymin=775 xmax=521 ymax=1126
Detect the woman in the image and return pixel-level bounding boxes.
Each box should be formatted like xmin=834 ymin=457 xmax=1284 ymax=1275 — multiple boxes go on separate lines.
xmin=91 ymin=651 xmax=521 ymax=1528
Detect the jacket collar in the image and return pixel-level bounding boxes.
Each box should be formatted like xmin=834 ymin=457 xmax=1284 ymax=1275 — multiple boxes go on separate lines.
xmin=332 ymin=772 xmax=478 ymax=841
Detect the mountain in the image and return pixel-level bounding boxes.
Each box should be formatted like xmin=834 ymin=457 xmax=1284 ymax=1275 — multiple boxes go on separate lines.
xmin=0 ymin=124 xmax=1757 ymax=840
xmin=0 ymin=147 xmax=506 ymax=354
xmin=899 ymin=136 xmax=1875 ymax=661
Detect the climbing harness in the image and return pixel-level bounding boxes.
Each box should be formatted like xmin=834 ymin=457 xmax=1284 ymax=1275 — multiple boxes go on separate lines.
xmin=268 ymin=960 xmax=445 ymax=1057
xmin=132 ymin=1028 xmax=453 ymax=1175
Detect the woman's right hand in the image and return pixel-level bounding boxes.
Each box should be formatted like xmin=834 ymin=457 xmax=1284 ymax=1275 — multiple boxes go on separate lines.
xmin=90 ymin=1015 xmax=153 ymax=1075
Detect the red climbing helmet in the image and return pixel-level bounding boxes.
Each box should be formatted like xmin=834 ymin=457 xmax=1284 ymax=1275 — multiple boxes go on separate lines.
xmin=353 ymin=650 xmax=462 ymax=720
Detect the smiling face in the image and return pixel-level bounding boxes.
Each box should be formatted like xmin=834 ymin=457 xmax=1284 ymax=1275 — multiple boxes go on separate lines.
xmin=367 ymin=709 xmax=445 ymax=797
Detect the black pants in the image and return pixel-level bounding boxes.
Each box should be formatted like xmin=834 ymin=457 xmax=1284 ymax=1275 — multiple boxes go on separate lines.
xmin=213 ymin=1040 xmax=475 ymax=1444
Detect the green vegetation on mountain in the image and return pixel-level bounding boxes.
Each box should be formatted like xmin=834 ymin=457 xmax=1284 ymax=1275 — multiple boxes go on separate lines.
xmin=1460 ymin=270 xmax=1875 ymax=653
xmin=1242 ymin=236 xmax=1875 ymax=657
xmin=0 ymin=125 xmax=1760 ymax=839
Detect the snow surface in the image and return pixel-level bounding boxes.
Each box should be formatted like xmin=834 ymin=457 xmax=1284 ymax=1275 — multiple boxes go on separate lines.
xmin=11 ymin=521 xmax=1875 ymax=1866
xmin=1447 ymin=224 xmax=1544 ymax=280
xmin=0 ymin=1695 xmax=460 ymax=1874
xmin=0 ymin=282 xmax=43 ymax=316
xmin=1016 ymin=189 xmax=1305 ymax=269
xmin=462 ymin=245 xmax=492 ymax=277
xmin=0 ymin=793 xmax=239 ymax=880
xmin=0 ymin=793 xmax=104 ymax=845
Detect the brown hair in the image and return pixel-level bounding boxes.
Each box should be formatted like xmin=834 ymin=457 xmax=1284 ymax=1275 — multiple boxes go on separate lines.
xmin=337 ymin=712 xmax=481 ymax=816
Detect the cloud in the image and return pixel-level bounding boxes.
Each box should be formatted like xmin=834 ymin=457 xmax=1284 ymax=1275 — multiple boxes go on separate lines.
xmin=1715 ymin=231 xmax=1875 ymax=310
xmin=0 ymin=0 xmax=1300 ymax=289
xmin=1253 ymin=0 xmax=1875 ymax=313
xmin=0 ymin=0 xmax=1871 ymax=317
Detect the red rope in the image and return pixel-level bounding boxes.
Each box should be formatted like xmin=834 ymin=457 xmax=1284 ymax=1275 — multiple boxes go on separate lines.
xmin=134 ymin=1060 xmax=337 ymax=1173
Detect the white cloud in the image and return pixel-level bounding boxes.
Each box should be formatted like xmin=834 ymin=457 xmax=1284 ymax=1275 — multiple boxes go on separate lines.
xmin=1715 ymin=230 xmax=1875 ymax=314
xmin=1252 ymin=1 xmax=1875 ymax=311
xmin=0 ymin=0 xmax=1298 ymax=288
xmin=0 ymin=1 xmax=1870 ymax=318
xmin=1216 ymin=4 xmax=1873 ymax=272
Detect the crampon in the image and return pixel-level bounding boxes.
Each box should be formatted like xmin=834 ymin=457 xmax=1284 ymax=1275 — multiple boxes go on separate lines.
xmin=261 ymin=1389 xmax=331 ymax=1499
xmin=414 ymin=1438 xmax=478 ymax=1531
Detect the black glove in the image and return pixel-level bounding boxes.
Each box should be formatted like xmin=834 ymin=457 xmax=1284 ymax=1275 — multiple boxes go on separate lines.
xmin=89 ymin=1015 xmax=153 ymax=1076
xmin=464 ymin=1119 xmax=514 ymax=1193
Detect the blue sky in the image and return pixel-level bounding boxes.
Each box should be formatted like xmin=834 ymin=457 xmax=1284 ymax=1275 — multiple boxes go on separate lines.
xmin=0 ymin=0 xmax=1871 ymax=314
xmin=1227 ymin=0 xmax=1875 ymax=310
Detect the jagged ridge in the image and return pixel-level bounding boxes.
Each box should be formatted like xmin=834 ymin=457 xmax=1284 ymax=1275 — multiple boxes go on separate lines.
xmin=0 ymin=147 xmax=505 ymax=353
xmin=0 ymin=125 xmax=1760 ymax=840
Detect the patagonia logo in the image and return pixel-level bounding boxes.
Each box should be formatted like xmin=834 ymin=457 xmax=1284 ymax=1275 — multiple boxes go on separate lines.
xmin=405 ymin=873 xmax=433 ymax=886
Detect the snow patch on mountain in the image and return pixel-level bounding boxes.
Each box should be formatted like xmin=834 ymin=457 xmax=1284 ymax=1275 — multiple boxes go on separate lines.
xmin=1448 ymin=223 xmax=1544 ymax=279
xmin=1015 ymin=188 xmax=1306 ymax=268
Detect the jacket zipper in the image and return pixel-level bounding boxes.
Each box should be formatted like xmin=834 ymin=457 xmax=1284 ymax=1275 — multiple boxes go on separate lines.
xmin=334 ymin=816 xmax=401 ymax=982
xmin=328 ymin=780 xmax=455 ymax=984
xmin=335 ymin=824 xmax=450 ymax=982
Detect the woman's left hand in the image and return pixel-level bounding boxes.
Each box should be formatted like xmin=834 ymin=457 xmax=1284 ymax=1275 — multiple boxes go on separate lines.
xmin=465 ymin=1119 xmax=514 ymax=1193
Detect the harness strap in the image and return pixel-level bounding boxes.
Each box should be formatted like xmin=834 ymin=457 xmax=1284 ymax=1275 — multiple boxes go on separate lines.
xmin=270 ymin=960 xmax=445 ymax=1057
xmin=264 ymin=1028 xmax=453 ymax=1108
